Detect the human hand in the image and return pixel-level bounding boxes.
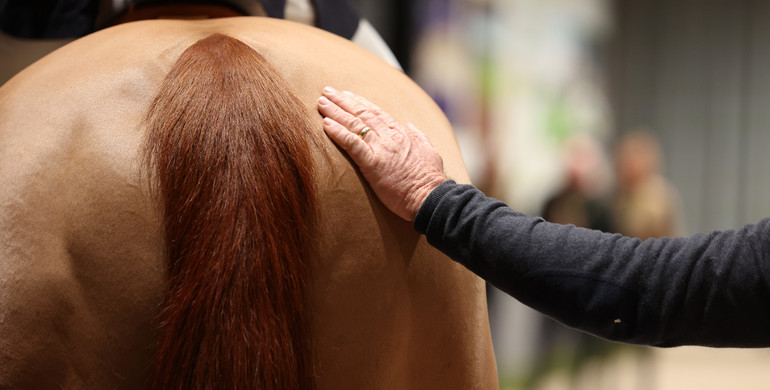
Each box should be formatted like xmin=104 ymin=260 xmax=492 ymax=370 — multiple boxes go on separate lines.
xmin=317 ymin=87 xmax=447 ymax=221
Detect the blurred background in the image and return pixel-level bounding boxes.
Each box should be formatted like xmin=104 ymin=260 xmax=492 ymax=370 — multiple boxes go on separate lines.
xmin=3 ymin=0 xmax=770 ymax=388
xmin=352 ymin=0 xmax=770 ymax=389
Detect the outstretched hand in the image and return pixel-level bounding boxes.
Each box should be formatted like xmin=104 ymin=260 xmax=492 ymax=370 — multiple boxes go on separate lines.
xmin=317 ymin=87 xmax=447 ymax=221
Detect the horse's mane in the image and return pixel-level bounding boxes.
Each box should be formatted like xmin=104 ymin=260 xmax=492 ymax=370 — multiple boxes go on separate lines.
xmin=143 ymin=33 xmax=317 ymax=389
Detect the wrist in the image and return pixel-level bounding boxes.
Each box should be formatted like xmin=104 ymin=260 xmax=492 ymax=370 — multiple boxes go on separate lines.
xmin=407 ymin=174 xmax=445 ymax=220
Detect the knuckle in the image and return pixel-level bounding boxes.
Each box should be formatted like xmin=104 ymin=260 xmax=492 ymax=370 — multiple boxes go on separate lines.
xmin=351 ymin=105 xmax=369 ymax=117
xmin=359 ymin=114 xmax=380 ymax=128
xmin=384 ymin=118 xmax=399 ymax=129
xmin=339 ymin=129 xmax=355 ymax=146
xmin=391 ymin=130 xmax=406 ymax=144
xmin=344 ymin=116 xmax=362 ymax=130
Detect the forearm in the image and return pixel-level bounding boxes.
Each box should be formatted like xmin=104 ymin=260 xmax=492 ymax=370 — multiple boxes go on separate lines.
xmin=415 ymin=181 xmax=770 ymax=347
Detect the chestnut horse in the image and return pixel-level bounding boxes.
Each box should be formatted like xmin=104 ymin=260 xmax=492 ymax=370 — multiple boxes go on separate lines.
xmin=0 ymin=18 xmax=497 ymax=389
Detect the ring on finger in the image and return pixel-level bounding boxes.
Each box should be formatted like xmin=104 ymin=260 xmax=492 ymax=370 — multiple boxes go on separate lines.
xmin=359 ymin=126 xmax=373 ymax=139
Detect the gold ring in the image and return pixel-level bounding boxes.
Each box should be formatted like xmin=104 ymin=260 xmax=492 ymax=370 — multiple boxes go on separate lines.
xmin=359 ymin=126 xmax=372 ymax=139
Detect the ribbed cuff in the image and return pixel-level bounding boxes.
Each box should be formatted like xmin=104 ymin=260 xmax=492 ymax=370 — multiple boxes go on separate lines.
xmin=414 ymin=180 xmax=456 ymax=234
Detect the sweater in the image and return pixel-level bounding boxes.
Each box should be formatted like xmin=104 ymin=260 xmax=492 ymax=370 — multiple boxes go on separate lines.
xmin=415 ymin=181 xmax=770 ymax=347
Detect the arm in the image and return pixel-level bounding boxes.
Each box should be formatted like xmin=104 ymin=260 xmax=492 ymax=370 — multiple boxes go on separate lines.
xmin=417 ymin=181 xmax=770 ymax=347
xmin=317 ymin=89 xmax=770 ymax=347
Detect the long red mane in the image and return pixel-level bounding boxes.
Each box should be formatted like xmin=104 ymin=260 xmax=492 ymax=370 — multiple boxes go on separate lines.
xmin=143 ymin=33 xmax=317 ymax=389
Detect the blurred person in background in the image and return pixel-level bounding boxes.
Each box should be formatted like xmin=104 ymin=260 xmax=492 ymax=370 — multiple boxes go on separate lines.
xmin=532 ymin=130 xmax=683 ymax=388
xmin=612 ymin=130 xmax=683 ymax=240
xmin=531 ymin=133 xmax=617 ymax=386
xmin=317 ymin=87 xmax=770 ymax=348
xmin=542 ymin=133 xmax=614 ymax=233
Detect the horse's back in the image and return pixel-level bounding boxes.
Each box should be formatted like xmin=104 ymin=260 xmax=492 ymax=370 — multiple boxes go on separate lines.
xmin=0 ymin=21 xmax=168 ymax=387
xmin=0 ymin=18 xmax=496 ymax=389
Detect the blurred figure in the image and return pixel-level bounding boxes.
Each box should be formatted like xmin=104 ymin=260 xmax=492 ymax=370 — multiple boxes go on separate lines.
xmin=613 ymin=130 xmax=683 ymax=239
xmin=530 ymin=133 xmax=617 ymax=388
xmin=542 ymin=133 xmax=614 ymax=232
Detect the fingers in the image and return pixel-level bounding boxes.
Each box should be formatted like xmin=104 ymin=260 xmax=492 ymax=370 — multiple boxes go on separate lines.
xmin=321 ymin=87 xmax=398 ymax=132
xmin=322 ymin=87 xmax=371 ymax=116
xmin=318 ymin=95 xmax=369 ymax=135
xmin=318 ymin=94 xmax=381 ymax=145
xmin=321 ymin=117 xmax=374 ymax=167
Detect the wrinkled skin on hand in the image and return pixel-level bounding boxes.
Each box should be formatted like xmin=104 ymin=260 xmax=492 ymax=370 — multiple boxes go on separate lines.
xmin=318 ymin=87 xmax=447 ymax=221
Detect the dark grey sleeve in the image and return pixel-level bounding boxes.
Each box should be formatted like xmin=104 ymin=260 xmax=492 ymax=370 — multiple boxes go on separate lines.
xmin=415 ymin=181 xmax=770 ymax=347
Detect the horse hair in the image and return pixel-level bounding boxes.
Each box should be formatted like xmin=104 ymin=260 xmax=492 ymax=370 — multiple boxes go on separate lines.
xmin=144 ymin=33 xmax=317 ymax=389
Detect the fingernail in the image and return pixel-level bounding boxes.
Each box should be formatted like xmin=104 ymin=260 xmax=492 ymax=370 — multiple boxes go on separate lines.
xmin=318 ymin=96 xmax=330 ymax=105
xmin=322 ymin=117 xmax=333 ymax=125
xmin=324 ymin=86 xmax=337 ymax=93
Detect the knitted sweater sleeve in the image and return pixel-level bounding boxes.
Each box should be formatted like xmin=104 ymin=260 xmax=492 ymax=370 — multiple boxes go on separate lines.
xmin=415 ymin=181 xmax=770 ymax=347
